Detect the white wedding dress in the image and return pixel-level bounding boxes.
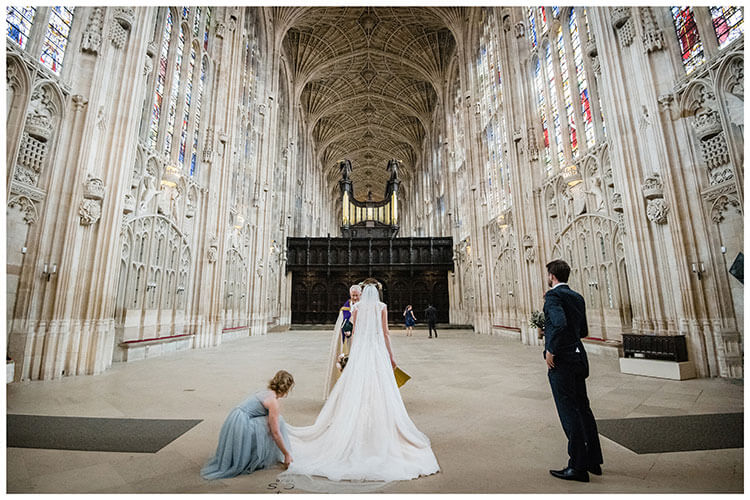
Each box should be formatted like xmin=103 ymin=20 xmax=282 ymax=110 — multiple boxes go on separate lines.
xmin=280 ymin=285 xmax=439 ymax=485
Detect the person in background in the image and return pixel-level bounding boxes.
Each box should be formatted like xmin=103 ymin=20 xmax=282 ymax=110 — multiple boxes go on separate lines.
xmin=424 ymin=304 xmax=438 ymax=338
xmin=324 ymin=284 xmax=362 ymax=398
xmin=403 ymin=305 xmax=416 ymax=336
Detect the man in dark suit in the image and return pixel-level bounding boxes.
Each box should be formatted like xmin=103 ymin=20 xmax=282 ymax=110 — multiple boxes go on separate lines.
xmin=543 ymin=259 xmax=603 ymax=483
xmin=424 ymin=304 xmax=438 ymax=338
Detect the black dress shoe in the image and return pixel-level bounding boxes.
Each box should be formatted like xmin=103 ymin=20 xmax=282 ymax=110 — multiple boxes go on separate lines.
xmin=588 ymin=464 xmax=602 ymax=476
xmin=549 ymin=467 xmax=589 ymax=482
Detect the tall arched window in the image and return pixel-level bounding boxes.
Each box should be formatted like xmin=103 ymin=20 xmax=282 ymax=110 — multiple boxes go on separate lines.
xmin=164 ymin=22 xmax=185 ymax=155
xmin=545 ymin=42 xmax=564 ymax=168
xmin=179 ymin=45 xmax=196 ymax=167
xmin=145 ymin=6 xmax=213 ymax=179
xmin=149 ymin=9 xmax=173 ymax=149
xmin=527 ymin=6 xmax=537 ymax=48
xmin=671 ymin=7 xmax=706 ymax=74
xmin=476 ymin=9 xmax=509 ymax=215
xmin=190 ymin=57 xmax=207 ymax=176
xmin=193 ymin=6 xmax=201 ymax=37
xmin=6 ymin=6 xmax=76 ymax=75
xmin=40 ymin=7 xmax=75 ymax=75
xmin=570 ymin=8 xmax=595 ymax=149
xmin=6 ymin=7 xmax=36 ymax=49
xmin=710 ymin=6 xmax=744 ymax=49
xmin=203 ymin=7 xmax=211 ymax=51
xmin=530 ymin=7 xmax=605 ymax=177
xmin=534 ymin=57 xmax=552 ymax=174
xmin=539 ymin=7 xmax=548 ymax=35
xmin=557 ymin=25 xmax=577 ymax=158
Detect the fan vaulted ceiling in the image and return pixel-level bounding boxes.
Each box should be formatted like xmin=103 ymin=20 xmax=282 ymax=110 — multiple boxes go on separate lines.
xmin=279 ymin=7 xmax=458 ymax=201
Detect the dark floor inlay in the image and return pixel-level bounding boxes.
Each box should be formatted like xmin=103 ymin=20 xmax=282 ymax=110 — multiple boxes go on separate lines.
xmin=7 ymin=414 xmax=202 ymax=453
xmin=597 ymin=412 xmax=743 ymax=454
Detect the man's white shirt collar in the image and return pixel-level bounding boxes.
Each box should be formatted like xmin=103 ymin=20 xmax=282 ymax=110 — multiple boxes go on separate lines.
xmin=552 ymin=282 xmax=568 ymax=289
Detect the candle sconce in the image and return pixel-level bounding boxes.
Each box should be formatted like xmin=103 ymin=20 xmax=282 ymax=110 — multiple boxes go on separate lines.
xmin=42 ymin=263 xmax=57 ymax=281
xmin=692 ymin=262 xmax=706 ymax=280
xmin=588 ymin=281 xmax=599 ymax=289
xmin=146 ymin=282 xmax=157 ymax=290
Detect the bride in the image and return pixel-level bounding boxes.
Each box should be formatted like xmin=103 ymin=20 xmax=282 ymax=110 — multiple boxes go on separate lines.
xmin=281 ymin=279 xmax=439 ymax=483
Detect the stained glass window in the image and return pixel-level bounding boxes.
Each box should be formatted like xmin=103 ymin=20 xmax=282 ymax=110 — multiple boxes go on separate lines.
xmin=40 ymin=7 xmax=75 ymax=75
xmin=6 ymin=6 xmax=36 ymax=49
xmin=527 ymin=7 xmax=537 ymax=48
xmin=190 ymin=57 xmax=206 ymax=176
xmin=181 ymin=7 xmax=189 ymax=18
xmin=193 ymin=6 xmax=201 ymax=37
xmin=534 ymin=57 xmax=551 ymax=174
xmin=204 ymin=7 xmax=211 ymax=51
xmin=711 ymin=6 xmax=744 ymax=48
xmin=545 ymin=43 xmax=564 ymax=168
xmin=557 ymin=25 xmax=577 ymax=158
xmin=179 ymin=46 xmax=196 ymax=166
xmin=149 ymin=10 xmax=172 ymax=149
xmin=570 ymin=9 xmax=595 ymax=149
xmin=552 ymin=6 xmax=560 ymax=18
xmin=671 ymin=7 xmax=706 ymax=74
xmin=476 ymin=9 xmax=508 ymax=214
xmin=539 ymin=7 xmax=548 ymax=34
xmin=164 ymin=22 xmax=184 ymax=155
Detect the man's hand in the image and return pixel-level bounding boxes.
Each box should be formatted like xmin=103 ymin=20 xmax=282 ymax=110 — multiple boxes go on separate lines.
xmin=545 ymin=351 xmax=555 ymax=369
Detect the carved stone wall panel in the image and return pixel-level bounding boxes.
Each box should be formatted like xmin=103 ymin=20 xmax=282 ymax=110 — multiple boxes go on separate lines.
xmin=7 ymin=195 xmax=39 ymax=225
xmin=552 ymin=214 xmax=631 ymax=339
xmin=81 ymin=7 xmax=105 ymax=54
xmin=639 ymin=7 xmax=664 ymax=53
xmin=646 ymin=198 xmax=669 ymax=224
xmin=110 ymin=19 xmax=128 ymax=50
xmin=14 ymin=134 xmax=47 ymax=186
xmin=79 ymin=199 xmax=102 ymax=225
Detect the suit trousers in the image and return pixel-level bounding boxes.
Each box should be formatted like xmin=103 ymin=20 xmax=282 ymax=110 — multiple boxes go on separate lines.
xmin=547 ymin=348 xmax=603 ymax=470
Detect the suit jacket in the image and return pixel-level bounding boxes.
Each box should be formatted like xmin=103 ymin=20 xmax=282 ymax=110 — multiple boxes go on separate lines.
xmin=424 ymin=306 xmax=437 ymax=323
xmin=543 ymin=284 xmax=588 ymax=355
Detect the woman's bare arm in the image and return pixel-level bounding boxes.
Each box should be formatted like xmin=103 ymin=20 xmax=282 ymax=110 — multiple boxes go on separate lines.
xmin=264 ymin=395 xmax=292 ymax=466
xmin=381 ymin=306 xmax=396 ymax=368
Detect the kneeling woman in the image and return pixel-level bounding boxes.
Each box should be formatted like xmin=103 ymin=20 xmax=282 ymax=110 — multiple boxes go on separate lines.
xmin=201 ymin=370 xmax=294 ymax=479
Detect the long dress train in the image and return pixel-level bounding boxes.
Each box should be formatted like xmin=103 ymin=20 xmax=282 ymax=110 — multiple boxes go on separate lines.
xmin=281 ymin=285 xmax=439 ymax=484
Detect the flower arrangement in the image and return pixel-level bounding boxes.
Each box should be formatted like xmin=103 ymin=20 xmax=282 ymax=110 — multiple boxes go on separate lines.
xmin=336 ymin=353 xmax=349 ymax=372
xmin=529 ymin=310 xmax=545 ymax=339
xmin=529 ymin=310 xmax=545 ymax=329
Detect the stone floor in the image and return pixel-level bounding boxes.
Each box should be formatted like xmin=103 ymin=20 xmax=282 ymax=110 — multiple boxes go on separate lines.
xmin=6 ymin=328 xmax=744 ymax=494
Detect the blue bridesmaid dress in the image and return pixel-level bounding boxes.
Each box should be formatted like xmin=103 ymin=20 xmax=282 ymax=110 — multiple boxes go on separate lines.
xmin=201 ymin=390 xmax=290 ymax=480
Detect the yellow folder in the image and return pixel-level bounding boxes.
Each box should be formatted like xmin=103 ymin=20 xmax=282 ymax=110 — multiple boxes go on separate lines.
xmin=393 ymin=366 xmax=411 ymax=388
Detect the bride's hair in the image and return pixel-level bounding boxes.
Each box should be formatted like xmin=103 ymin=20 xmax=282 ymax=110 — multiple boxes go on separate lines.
xmin=268 ymin=370 xmax=294 ymax=396
xmin=360 ymin=278 xmax=383 ymax=300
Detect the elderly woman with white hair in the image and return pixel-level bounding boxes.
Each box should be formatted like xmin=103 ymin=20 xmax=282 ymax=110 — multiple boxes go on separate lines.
xmin=324 ymin=284 xmax=361 ymax=398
